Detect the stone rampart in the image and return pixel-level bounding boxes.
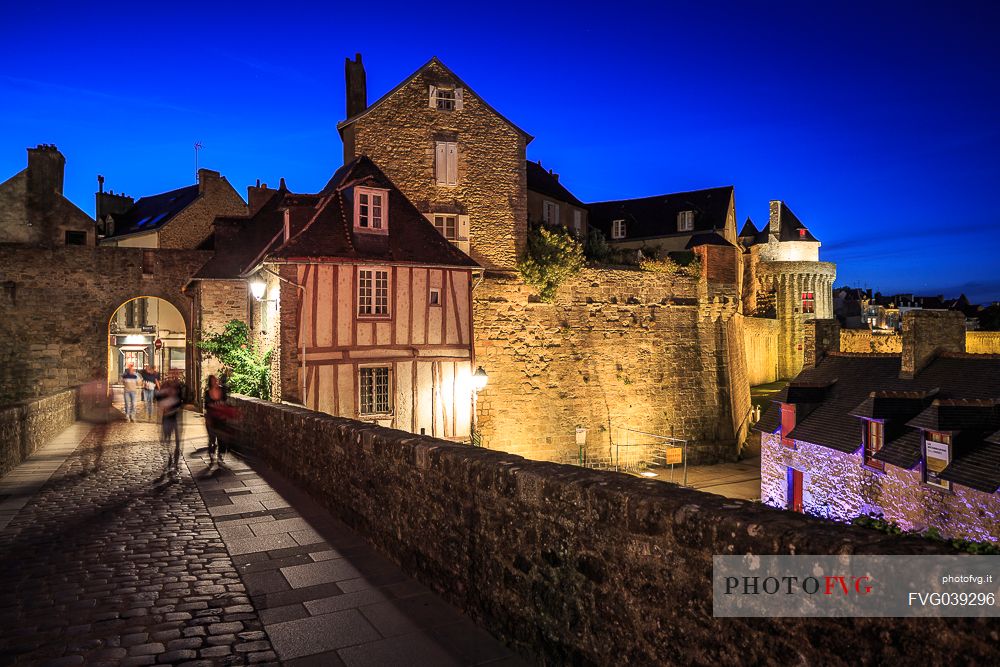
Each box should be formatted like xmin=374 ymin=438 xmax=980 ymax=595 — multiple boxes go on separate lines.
xmin=967 ymin=331 xmax=1000 ymax=354
xmin=840 ymin=330 xmax=1000 ymax=355
xmin=230 ymin=396 xmax=994 ymax=666
xmin=473 ymin=266 xmax=743 ymax=464
xmin=0 ymin=388 xmax=76 ymax=477
xmin=742 ymin=316 xmax=779 ymax=386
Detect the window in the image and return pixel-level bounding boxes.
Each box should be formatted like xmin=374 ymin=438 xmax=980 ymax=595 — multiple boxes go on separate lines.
xmin=798 ymin=228 xmax=807 ymax=239
xmin=573 ymin=210 xmax=583 ymax=238
xmin=359 ymin=366 xmax=392 ymax=415
xmin=65 ymin=230 xmax=86 ymax=245
xmin=543 ymin=201 xmax=560 ymax=225
xmin=354 ymin=187 xmax=388 ymax=233
xmin=358 ymin=269 xmax=390 ymax=317
xmin=677 ymin=210 xmax=694 ymax=232
xmin=429 ymin=86 xmax=463 ymax=111
xmin=142 ymin=249 xmax=155 ymax=275
xmin=611 ymin=219 xmax=626 ymax=240
xmin=435 ymin=142 xmax=458 ymax=186
xmin=802 ymin=292 xmax=815 ymax=314
xmin=924 ymin=431 xmax=952 ymax=490
xmin=429 ymin=288 xmax=441 ymax=306
xmin=433 ymin=215 xmax=458 ymax=240
xmin=863 ymin=420 xmax=885 ymax=471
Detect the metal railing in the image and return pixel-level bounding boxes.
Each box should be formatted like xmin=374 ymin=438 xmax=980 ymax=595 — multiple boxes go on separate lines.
xmin=562 ymin=425 xmax=689 ymax=486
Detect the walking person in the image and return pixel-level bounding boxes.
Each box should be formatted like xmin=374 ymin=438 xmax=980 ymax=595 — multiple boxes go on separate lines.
xmin=204 ymin=375 xmax=229 ymax=464
xmin=121 ymin=364 xmax=139 ymax=422
xmin=159 ymin=380 xmax=183 ymax=470
xmin=141 ymin=364 xmax=160 ymax=421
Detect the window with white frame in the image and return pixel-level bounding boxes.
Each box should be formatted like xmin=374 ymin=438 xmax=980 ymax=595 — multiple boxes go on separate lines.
xmin=611 ymin=219 xmax=626 ymax=239
xmin=677 ymin=210 xmax=694 ymax=232
xmin=359 ymin=366 xmax=392 ymax=415
xmin=542 ymin=200 xmax=560 ymax=225
xmin=358 ymin=268 xmax=390 ymax=317
xmin=354 ymin=187 xmax=388 ymax=233
xmin=433 ymin=214 xmax=458 ymax=240
xmin=429 ymin=86 xmax=463 ymax=111
xmin=435 ymin=142 xmax=458 ymax=186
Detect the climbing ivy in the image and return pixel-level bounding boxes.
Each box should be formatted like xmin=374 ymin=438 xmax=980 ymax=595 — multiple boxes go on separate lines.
xmin=197 ymin=320 xmax=272 ymax=400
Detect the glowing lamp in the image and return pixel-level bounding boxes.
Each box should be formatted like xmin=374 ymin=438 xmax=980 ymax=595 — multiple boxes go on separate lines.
xmin=250 ymin=278 xmax=267 ymax=301
xmin=471 ymin=366 xmax=488 ymax=392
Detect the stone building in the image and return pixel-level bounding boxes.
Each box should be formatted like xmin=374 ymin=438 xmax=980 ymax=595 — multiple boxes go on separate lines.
xmin=337 ymin=54 xmax=531 ymax=271
xmin=740 ymin=201 xmax=836 ymax=379
xmin=588 ymin=185 xmax=737 ymax=255
xmin=526 ymin=160 xmax=588 ymax=238
xmin=191 ymin=157 xmax=481 ymax=438
xmin=97 ymin=168 xmax=246 ymax=249
xmin=0 ymin=145 xmax=95 ymax=246
xmin=756 ymin=312 xmax=1000 ymax=543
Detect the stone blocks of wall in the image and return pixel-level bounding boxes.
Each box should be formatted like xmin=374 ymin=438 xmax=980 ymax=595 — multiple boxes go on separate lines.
xmin=840 ymin=330 xmax=1000 ymax=355
xmin=473 ymin=268 xmax=741 ymax=465
xmin=0 ymin=388 xmax=76 ymax=478
xmin=967 ymin=331 xmax=1000 ymax=354
xmin=156 ymin=172 xmax=247 ymax=249
xmin=742 ymin=317 xmax=779 ymax=386
xmin=0 ymin=245 xmax=210 ymax=402
xmin=346 ymin=60 xmax=527 ymax=271
xmin=193 ymin=280 xmax=249 ymax=394
xmin=230 ymin=396 xmax=993 ymax=666
xmin=761 ymin=433 xmax=1000 ymax=543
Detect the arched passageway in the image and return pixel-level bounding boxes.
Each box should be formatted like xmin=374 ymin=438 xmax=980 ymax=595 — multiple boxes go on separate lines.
xmin=107 ymin=297 xmax=188 ymax=400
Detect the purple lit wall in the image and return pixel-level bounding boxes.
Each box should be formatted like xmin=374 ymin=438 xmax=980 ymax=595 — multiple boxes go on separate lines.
xmin=760 ymin=433 xmax=1000 ymax=543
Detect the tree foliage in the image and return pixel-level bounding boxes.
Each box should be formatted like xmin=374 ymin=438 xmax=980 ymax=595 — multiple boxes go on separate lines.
xmin=197 ymin=320 xmax=272 ymax=399
xmin=517 ymin=224 xmax=585 ymax=302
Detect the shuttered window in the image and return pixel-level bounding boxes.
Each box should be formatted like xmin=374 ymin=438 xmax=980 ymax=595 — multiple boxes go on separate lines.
xmin=429 ymin=86 xmax=464 ymax=111
xmin=435 ymin=142 xmax=458 ymax=186
xmin=543 ymin=201 xmax=560 ymax=225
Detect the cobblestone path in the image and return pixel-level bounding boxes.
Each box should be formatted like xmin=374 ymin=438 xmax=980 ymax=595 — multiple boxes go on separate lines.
xmin=0 ymin=421 xmax=277 ymax=666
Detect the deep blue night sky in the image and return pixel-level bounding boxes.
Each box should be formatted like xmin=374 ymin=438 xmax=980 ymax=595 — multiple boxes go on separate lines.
xmin=2 ymin=1 xmax=998 ymax=302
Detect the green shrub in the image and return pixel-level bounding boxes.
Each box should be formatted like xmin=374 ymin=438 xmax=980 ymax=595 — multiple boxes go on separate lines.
xmin=852 ymin=513 xmax=1000 ymax=554
xmin=517 ymin=224 xmax=585 ymax=302
xmin=197 ymin=320 xmax=273 ymax=399
xmin=584 ymin=227 xmax=612 ymax=263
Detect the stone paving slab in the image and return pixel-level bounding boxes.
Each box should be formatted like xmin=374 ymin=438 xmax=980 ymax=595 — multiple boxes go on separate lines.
xmin=182 ymin=412 xmax=527 ymax=667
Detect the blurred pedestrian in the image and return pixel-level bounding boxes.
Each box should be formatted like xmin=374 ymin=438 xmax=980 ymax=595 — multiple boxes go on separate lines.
xmin=204 ymin=374 xmax=229 ymax=463
xmin=159 ymin=380 xmax=182 ymax=469
xmin=121 ymin=364 xmax=139 ymax=422
xmin=140 ymin=364 xmax=160 ymax=420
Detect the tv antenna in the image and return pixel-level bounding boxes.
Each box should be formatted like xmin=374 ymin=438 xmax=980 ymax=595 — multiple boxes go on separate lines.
xmin=194 ymin=141 xmax=203 ymax=178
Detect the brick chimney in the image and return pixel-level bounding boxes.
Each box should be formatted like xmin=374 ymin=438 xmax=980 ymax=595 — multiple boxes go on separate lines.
xmin=27 ymin=144 xmax=65 ymax=198
xmin=345 ymin=53 xmax=367 ymax=119
xmin=900 ymin=310 xmax=966 ymax=379
xmin=803 ymin=319 xmax=840 ymax=368
xmin=197 ymin=168 xmax=222 ymax=193
xmin=768 ymin=200 xmax=782 ymax=235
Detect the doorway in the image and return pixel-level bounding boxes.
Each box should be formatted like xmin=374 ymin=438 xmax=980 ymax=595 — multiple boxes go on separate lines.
xmin=107 ymin=297 xmax=187 ymax=401
xmin=787 ymin=467 xmax=804 ymax=513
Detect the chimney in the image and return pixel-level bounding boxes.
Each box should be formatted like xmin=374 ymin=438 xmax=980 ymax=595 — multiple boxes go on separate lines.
xmin=197 ymin=168 xmax=221 ymax=193
xmin=27 ymin=144 xmax=66 ymax=197
xmin=803 ymin=319 xmax=840 ymax=368
xmin=345 ymin=53 xmax=367 ymax=119
xmin=900 ymin=310 xmax=966 ymax=379
xmin=768 ymin=200 xmax=782 ymax=235
xmin=247 ymin=181 xmax=277 ymax=216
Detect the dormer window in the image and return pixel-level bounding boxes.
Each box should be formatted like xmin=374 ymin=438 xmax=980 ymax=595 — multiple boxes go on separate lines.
xmin=354 ymin=187 xmax=388 ymax=234
xmin=611 ymin=219 xmax=626 ymax=239
xmin=923 ymin=431 xmax=952 ymax=490
xmin=798 ymin=228 xmax=807 ymax=239
xmin=677 ymin=210 xmax=694 ymax=232
xmin=862 ymin=420 xmax=885 ymax=471
xmin=429 ymin=86 xmax=464 ymax=111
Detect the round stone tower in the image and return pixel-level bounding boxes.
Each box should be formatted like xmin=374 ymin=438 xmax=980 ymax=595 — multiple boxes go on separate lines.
xmin=740 ymin=201 xmax=837 ymax=379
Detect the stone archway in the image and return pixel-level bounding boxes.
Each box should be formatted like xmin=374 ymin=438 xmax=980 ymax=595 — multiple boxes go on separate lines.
xmin=106 ymin=297 xmax=189 ymax=399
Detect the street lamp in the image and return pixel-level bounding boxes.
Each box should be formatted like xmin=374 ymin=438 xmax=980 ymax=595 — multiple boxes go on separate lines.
xmin=470 ymin=366 xmax=488 ymax=447
xmin=250 ymin=277 xmax=267 ymax=301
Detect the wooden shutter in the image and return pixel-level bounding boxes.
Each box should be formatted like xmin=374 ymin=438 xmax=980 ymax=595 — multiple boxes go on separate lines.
xmin=454 ymin=88 xmax=464 ymax=110
xmin=446 ymin=143 xmax=458 ymax=185
xmin=429 ymin=85 xmax=437 ymax=109
xmin=435 ymin=142 xmax=447 ymax=184
xmin=457 ymin=215 xmax=470 ymax=241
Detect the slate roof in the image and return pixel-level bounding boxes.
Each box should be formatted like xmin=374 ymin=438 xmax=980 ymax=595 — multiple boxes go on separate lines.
xmin=192 ymin=157 xmax=477 ymax=282
xmin=775 ymin=202 xmax=819 ymax=243
xmin=526 ymin=161 xmax=584 ymax=207
xmin=104 ymin=184 xmax=200 ymax=237
xmin=684 ymin=232 xmax=735 ymax=249
xmin=336 ymin=56 xmax=532 ymax=142
xmin=755 ymin=353 xmax=1000 ymax=493
xmin=588 ymin=186 xmax=734 ymax=243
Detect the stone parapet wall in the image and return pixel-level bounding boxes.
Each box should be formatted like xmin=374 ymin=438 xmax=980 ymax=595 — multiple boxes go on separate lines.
xmin=0 ymin=388 xmax=76 ymax=478
xmin=966 ymin=331 xmax=1000 ymax=354
xmin=839 ymin=329 xmax=903 ymax=353
xmin=230 ymin=396 xmax=992 ymax=666
xmin=473 ymin=267 xmax=742 ymax=464
xmin=743 ymin=316 xmax=779 ymax=386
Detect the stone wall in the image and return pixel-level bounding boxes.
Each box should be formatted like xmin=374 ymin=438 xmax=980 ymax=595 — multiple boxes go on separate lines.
xmin=742 ymin=316 xmax=779 ymax=386
xmin=0 ymin=388 xmax=77 ymax=478
xmin=156 ymin=170 xmax=247 ymax=249
xmin=229 ymin=396 xmax=994 ymax=666
xmin=473 ymin=265 xmax=744 ymax=464
xmin=965 ymin=331 xmax=1000 ymax=354
xmin=839 ymin=329 xmax=903 ymax=353
xmin=191 ymin=279 xmax=249 ymax=397
xmin=0 ymin=245 xmax=210 ymax=401
xmin=344 ymin=59 xmax=528 ymax=271
xmin=761 ymin=432 xmax=1000 ymax=543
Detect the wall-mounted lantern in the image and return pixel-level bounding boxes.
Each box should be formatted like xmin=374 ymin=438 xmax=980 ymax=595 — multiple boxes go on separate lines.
xmin=472 ymin=366 xmax=488 ymax=393
xmin=250 ymin=277 xmax=267 ymax=301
